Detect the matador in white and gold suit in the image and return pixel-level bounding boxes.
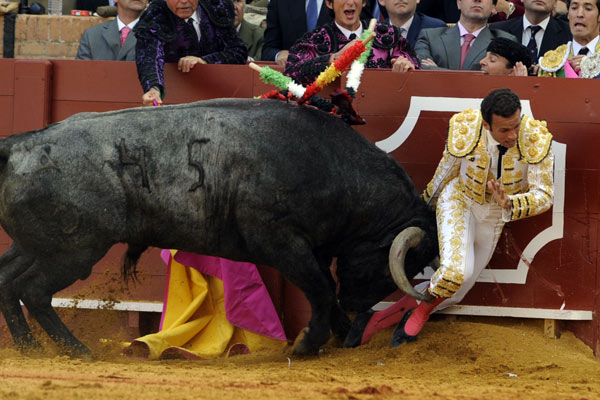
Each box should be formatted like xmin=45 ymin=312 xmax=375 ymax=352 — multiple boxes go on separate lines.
xmin=344 ymin=89 xmax=555 ymax=349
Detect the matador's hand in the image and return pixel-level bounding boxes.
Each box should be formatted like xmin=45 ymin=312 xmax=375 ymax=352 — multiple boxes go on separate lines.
xmin=488 ymin=179 xmax=511 ymax=210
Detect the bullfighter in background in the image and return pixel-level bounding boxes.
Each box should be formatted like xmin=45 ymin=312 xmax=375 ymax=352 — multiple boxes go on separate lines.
xmin=346 ymin=88 xmax=555 ymax=348
xmin=283 ymin=0 xmax=420 ymax=86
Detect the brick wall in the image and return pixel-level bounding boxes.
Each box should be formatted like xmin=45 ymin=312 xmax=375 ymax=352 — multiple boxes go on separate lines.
xmin=1 ymin=14 xmax=108 ymax=59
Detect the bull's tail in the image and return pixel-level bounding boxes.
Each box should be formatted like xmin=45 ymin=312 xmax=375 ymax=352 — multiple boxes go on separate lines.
xmin=121 ymin=243 xmax=148 ymax=283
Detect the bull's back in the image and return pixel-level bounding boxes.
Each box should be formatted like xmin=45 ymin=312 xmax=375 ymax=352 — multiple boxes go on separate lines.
xmin=0 ymin=99 xmax=417 ymax=254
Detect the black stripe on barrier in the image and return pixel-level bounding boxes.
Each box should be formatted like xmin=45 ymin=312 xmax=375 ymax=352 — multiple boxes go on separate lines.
xmin=3 ymin=14 xmax=16 ymax=59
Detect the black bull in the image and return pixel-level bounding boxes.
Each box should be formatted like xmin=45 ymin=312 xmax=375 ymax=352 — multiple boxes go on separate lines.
xmin=0 ymin=98 xmax=438 ymax=357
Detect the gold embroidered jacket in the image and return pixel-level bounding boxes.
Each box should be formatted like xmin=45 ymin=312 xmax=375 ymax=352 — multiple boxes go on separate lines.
xmin=422 ymin=108 xmax=554 ymax=222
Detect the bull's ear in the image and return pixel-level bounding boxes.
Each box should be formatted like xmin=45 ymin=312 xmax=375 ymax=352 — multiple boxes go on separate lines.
xmin=378 ymin=232 xmax=397 ymax=249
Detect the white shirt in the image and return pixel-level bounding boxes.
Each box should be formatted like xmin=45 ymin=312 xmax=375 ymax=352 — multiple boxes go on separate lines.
xmin=522 ymin=15 xmax=550 ymax=50
xmin=457 ymin=21 xmax=485 ymax=47
xmin=486 ymin=130 xmax=502 ymax=179
xmin=185 ymin=11 xmax=201 ymax=41
xmin=573 ymin=35 xmax=600 ymax=55
xmin=117 ymin=16 xmax=140 ymax=32
xmin=399 ymin=15 xmax=414 ymax=39
xmin=335 ymin=21 xmax=364 ymax=40
xmin=486 ymin=130 xmax=513 ymax=221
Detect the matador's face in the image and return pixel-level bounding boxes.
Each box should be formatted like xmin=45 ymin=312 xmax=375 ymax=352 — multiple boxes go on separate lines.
xmin=483 ymin=110 xmax=521 ymax=149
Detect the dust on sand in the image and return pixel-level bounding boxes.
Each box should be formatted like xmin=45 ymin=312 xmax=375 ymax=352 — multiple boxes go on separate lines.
xmin=0 ymin=315 xmax=598 ymax=400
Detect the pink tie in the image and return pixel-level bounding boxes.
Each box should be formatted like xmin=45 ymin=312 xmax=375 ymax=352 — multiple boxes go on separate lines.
xmin=459 ymin=33 xmax=475 ymax=69
xmin=120 ymin=27 xmax=131 ymax=47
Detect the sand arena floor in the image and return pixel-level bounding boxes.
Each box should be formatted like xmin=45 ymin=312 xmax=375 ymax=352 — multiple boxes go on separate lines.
xmin=0 ymin=315 xmax=599 ymax=400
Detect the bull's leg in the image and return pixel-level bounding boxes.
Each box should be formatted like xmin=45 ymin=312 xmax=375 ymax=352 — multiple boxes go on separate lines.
xmin=285 ymin=264 xmax=335 ymax=355
xmin=0 ymin=244 xmax=41 ymax=351
xmin=318 ymin=256 xmax=351 ymax=343
xmin=14 ymin=250 xmax=107 ymax=358
xmin=247 ymin=236 xmax=335 ymax=355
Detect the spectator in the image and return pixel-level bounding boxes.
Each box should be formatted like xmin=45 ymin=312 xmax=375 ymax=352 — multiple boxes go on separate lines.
xmin=416 ymin=0 xmax=461 ymax=22
xmin=134 ymin=0 xmax=247 ymax=106
xmin=489 ymin=0 xmax=525 ymax=22
xmin=414 ymin=0 xmax=517 ymax=70
xmin=377 ymin=0 xmax=446 ymax=47
xmin=416 ymin=0 xmax=524 ymax=23
xmin=233 ymin=0 xmax=264 ymax=61
xmin=284 ymin=0 xmax=420 ymax=85
xmin=480 ymin=36 xmax=531 ymax=74
xmin=261 ymin=0 xmax=334 ymax=65
xmin=76 ymin=0 xmax=148 ymax=61
xmin=491 ymin=0 xmax=571 ymax=72
xmin=539 ymin=0 xmax=600 ymax=76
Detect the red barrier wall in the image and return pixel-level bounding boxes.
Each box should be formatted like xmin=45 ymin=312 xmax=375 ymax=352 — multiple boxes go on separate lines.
xmin=0 ymin=58 xmax=598 ymax=354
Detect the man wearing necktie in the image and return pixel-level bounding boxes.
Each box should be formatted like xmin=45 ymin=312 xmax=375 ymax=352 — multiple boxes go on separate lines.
xmin=135 ymin=0 xmax=248 ymax=106
xmin=415 ymin=0 xmax=517 ymax=70
xmin=377 ymin=0 xmax=446 ymax=47
xmin=345 ymin=89 xmax=555 ymax=349
xmin=76 ymin=0 xmax=148 ymax=61
xmin=284 ymin=0 xmax=421 ymax=85
xmin=538 ymin=0 xmax=600 ymax=76
xmin=490 ymin=0 xmax=571 ymax=74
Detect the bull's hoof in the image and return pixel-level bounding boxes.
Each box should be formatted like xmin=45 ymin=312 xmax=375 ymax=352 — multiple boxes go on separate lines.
xmin=15 ymin=335 xmax=43 ymax=354
xmin=61 ymin=343 xmax=94 ymax=360
xmin=291 ymin=328 xmax=320 ymax=356
xmin=330 ymin=309 xmax=351 ymax=342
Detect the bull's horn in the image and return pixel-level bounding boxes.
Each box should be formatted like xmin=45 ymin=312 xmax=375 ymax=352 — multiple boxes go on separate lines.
xmin=430 ymin=256 xmax=440 ymax=271
xmin=388 ymin=227 xmax=432 ymax=302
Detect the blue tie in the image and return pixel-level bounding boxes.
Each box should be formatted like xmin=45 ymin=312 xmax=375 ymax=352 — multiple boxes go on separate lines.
xmin=526 ymin=26 xmax=542 ymax=64
xmin=306 ymin=0 xmax=318 ymax=32
xmin=372 ymin=1 xmax=380 ymax=20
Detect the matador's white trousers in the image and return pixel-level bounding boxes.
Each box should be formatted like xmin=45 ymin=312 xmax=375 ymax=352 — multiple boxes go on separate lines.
xmin=414 ymin=177 xmax=506 ymax=313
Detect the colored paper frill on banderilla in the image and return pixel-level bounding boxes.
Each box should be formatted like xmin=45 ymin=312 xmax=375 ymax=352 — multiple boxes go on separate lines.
xmin=124 ymin=250 xmax=287 ymax=360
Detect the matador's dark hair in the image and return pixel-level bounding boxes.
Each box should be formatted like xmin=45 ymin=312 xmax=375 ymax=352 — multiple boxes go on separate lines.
xmin=487 ymin=37 xmax=532 ymax=69
xmin=480 ymin=88 xmax=521 ymax=126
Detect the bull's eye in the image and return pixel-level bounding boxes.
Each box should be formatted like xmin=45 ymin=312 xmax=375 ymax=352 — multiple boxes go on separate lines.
xmin=40 ymin=155 xmax=48 ymax=165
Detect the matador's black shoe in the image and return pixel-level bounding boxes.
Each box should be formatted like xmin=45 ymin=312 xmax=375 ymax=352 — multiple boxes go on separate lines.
xmin=343 ymin=309 xmax=374 ymax=348
xmin=390 ymin=309 xmax=418 ymax=347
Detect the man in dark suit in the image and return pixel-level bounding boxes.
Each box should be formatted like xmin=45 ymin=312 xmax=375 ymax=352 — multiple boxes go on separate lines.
xmin=414 ymin=0 xmax=517 ymax=70
xmin=76 ymin=0 xmax=148 ymax=61
xmin=135 ymin=0 xmax=247 ymax=106
xmin=416 ymin=0 xmax=460 ymax=22
xmin=234 ymin=0 xmax=264 ymax=61
xmin=261 ymin=0 xmax=333 ymax=65
xmin=491 ymin=0 xmax=571 ymax=67
xmin=378 ymin=0 xmax=446 ymax=47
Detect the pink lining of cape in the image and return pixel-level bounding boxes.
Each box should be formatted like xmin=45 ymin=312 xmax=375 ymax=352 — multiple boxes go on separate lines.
xmin=160 ymin=250 xmax=286 ymax=341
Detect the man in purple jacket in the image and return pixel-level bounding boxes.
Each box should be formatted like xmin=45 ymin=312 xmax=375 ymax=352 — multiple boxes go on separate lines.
xmin=134 ymin=0 xmax=248 ymax=106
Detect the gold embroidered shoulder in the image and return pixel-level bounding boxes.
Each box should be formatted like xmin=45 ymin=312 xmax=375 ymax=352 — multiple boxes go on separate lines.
xmin=538 ymin=43 xmax=570 ymax=76
xmin=447 ymin=108 xmax=482 ymax=157
xmin=517 ymin=115 xmax=553 ymax=164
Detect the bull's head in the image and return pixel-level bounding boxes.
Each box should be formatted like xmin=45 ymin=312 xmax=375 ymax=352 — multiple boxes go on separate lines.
xmin=336 ymin=226 xmax=438 ymax=312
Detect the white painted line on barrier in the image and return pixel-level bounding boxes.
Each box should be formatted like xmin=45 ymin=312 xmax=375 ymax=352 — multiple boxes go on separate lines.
xmin=51 ymin=298 xmax=163 ymax=313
